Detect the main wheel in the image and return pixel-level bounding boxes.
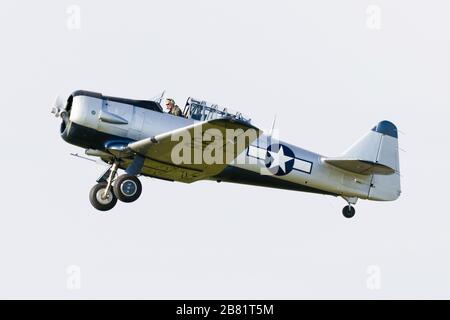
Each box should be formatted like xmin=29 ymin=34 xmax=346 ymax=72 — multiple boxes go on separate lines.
xmin=342 ymin=205 xmax=356 ymax=219
xmin=113 ymin=174 xmax=142 ymax=203
xmin=89 ymin=182 xmax=117 ymax=211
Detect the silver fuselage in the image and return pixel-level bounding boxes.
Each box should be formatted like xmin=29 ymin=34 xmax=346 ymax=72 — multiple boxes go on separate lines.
xmin=61 ymin=92 xmax=400 ymax=202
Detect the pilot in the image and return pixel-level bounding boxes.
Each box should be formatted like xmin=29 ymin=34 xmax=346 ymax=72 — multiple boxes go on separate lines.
xmin=165 ymin=98 xmax=183 ymax=117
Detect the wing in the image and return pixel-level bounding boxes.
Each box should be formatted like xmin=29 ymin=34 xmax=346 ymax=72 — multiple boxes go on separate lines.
xmin=127 ymin=117 xmax=261 ymax=182
xmin=323 ymin=158 xmax=396 ymax=175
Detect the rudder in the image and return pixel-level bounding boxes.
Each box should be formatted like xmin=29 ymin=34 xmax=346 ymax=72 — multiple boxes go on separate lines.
xmin=343 ymin=120 xmax=401 ymax=201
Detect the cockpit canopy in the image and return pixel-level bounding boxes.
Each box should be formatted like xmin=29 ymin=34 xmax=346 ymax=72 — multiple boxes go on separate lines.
xmin=183 ymin=97 xmax=251 ymax=123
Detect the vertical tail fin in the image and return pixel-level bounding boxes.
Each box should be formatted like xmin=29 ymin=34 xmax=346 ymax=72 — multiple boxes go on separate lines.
xmin=343 ymin=121 xmax=401 ymax=201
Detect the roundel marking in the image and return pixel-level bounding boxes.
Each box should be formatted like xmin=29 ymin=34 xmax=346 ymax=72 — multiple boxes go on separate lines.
xmin=265 ymin=144 xmax=295 ymax=176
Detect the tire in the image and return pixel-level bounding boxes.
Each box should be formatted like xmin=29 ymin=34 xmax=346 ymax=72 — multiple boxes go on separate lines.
xmin=342 ymin=205 xmax=356 ymax=219
xmin=113 ymin=174 xmax=142 ymax=203
xmin=89 ymin=182 xmax=117 ymax=211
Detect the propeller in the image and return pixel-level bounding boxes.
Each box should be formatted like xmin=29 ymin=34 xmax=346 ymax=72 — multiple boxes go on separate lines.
xmin=51 ymin=95 xmax=65 ymax=116
xmin=51 ymin=94 xmax=69 ymax=124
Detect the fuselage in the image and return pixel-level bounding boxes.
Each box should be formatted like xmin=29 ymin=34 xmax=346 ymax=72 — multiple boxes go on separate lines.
xmin=59 ymin=90 xmax=396 ymax=201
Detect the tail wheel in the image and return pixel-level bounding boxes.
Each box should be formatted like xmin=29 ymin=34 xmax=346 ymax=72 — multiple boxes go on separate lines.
xmin=113 ymin=174 xmax=142 ymax=203
xmin=89 ymin=182 xmax=117 ymax=211
xmin=342 ymin=205 xmax=356 ymax=219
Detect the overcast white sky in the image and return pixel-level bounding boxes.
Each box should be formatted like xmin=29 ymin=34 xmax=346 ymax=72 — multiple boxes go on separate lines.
xmin=0 ymin=0 xmax=449 ymax=299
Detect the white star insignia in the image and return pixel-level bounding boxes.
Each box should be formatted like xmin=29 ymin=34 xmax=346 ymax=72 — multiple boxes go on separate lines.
xmin=268 ymin=146 xmax=294 ymax=173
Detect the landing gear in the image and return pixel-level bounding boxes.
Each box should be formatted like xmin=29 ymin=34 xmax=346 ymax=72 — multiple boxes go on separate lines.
xmin=89 ymin=182 xmax=118 ymax=211
xmin=89 ymin=161 xmax=119 ymax=212
xmin=114 ymin=174 xmax=142 ymax=203
xmin=341 ymin=197 xmax=357 ymax=219
xmin=342 ymin=205 xmax=356 ymax=219
xmin=88 ymin=161 xmax=143 ymax=211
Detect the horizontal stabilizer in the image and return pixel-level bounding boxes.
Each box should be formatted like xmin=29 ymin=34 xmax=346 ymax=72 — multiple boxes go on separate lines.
xmin=323 ymin=158 xmax=395 ymax=175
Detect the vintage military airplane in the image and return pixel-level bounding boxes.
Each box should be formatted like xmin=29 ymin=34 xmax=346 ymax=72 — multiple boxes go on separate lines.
xmin=52 ymin=90 xmax=401 ymax=218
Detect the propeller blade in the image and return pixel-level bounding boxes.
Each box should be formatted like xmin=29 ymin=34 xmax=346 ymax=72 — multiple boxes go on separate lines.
xmin=51 ymin=94 xmax=67 ymax=117
xmin=53 ymin=95 xmax=65 ymax=109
